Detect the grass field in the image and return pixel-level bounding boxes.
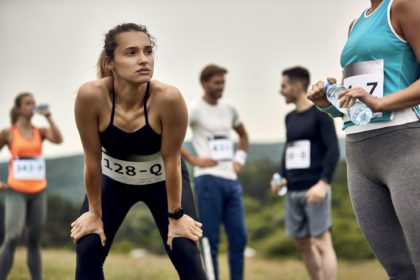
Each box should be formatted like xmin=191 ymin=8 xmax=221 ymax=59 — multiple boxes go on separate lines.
xmin=8 ymin=248 xmax=386 ymax=280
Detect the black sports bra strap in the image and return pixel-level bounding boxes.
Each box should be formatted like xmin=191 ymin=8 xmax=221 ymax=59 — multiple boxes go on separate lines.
xmin=110 ymin=88 xmax=116 ymax=126
xmin=143 ymin=82 xmax=151 ymax=125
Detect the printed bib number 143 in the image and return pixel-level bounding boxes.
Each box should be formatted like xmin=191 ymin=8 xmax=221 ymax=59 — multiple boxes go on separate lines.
xmin=13 ymin=158 xmax=46 ymax=180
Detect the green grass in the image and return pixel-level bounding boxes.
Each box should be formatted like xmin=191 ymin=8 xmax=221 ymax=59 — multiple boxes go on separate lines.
xmin=8 ymin=248 xmax=386 ymax=280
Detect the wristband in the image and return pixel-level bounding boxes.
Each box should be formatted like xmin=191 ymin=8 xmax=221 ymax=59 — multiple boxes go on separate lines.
xmin=316 ymin=104 xmax=343 ymax=118
xmin=234 ymin=150 xmax=247 ymax=166
xmin=168 ymin=207 xmax=184 ymax=220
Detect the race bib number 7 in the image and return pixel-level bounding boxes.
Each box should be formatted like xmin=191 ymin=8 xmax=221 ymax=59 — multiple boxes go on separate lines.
xmin=343 ymin=59 xmax=385 ymax=120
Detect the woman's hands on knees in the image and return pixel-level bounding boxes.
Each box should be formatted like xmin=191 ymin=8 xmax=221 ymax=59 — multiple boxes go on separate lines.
xmin=71 ymin=212 xmax=106 ymax=246
xmin=167 ymin=214 xmax=203 ymax=250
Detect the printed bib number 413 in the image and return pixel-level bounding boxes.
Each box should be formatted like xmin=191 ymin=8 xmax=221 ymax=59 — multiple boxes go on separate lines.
xmin=208 ymin=138 xmax=234 ymax=161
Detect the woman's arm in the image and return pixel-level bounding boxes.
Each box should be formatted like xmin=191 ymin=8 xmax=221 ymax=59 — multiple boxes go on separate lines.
xmin=375 ymin=0 xmax=420 ymax=111
xmin=39 ymin=110 xmax=63 ymax=144
xmin=0 ymin=129 xmax=9 ymax=190
xmin=70 ymin=83 xmax=106 ymax=246
xmin=159 ymin=85 xmax=202 ymax=249
xmin=0 ymin=129 xmax=9 ymax=155
xmin=160 ymin=86 xmax=188 ymax=213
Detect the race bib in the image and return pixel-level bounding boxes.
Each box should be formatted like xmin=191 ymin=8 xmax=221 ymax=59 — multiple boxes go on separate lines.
xmin=208 ymin=136 xmax=234 ymax=161
xmin=343 ymin=59 xmax=385 ymax=121
xmin=13 ymin=157 xmax=46 ymax=180
xmin=102 ymin=152 xmax=166 ymax=185
xmin=285 ymin=140 xmax=310 ymax=170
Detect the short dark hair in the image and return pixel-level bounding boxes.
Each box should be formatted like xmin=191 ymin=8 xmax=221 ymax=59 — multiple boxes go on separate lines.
xmin=200 ymin=64 xmax=227 ymax=83
xmin=282 ymin=66 xmax=310 ymax=90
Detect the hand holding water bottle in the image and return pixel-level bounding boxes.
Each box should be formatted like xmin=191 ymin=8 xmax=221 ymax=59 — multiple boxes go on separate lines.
xmin=270 ymin=173 xmax=288 ymax=196
xmin=335 ymin=85 xmax=382 ymax=113
xmin=307 ymin=77 xmax=337 ymax=109
xmin=324 ymin=82 xmax=373 ymax=125
xmin=34 ymin=103 xmax=51 ymax=119
xmin=307 ymin=78 xmax=372 ymax=125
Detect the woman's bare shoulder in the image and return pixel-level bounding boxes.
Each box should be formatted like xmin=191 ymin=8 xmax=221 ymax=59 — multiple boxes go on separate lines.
xmin=150 ymin=80 xmax=183 ymax=103
xmin=0 ymin=128 xmax=10 ymax=137
xmin=392 ymin=0 xmax=420 ymax=17
xmin=77 ymin=77 xmax=112 ymax=103
xmin=0 ymin=128 xmax=10 ymax=144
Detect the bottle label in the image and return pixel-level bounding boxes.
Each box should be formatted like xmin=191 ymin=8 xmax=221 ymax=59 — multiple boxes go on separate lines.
xmin=343 ymin=59 xmax=387 ymax=122
xmin=285 ymin=140 xmax=310 ymax=170
xmin=207 ymin=135 xmax=234 ymax=161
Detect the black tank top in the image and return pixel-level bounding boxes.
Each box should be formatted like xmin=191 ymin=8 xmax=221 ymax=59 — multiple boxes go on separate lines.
xmin=99 ymin=82 xmax=162 ymax=156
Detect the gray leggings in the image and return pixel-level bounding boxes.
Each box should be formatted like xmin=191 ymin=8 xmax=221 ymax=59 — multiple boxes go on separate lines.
xmin=346 ymin=122 xmax=420 ymax=280
xmin=0 ymin=188 xmax=47 ymax=280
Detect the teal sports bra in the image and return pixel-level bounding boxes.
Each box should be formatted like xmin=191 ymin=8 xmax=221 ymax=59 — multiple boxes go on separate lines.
xmin=340 ymin=0 xmax=420 ymax=128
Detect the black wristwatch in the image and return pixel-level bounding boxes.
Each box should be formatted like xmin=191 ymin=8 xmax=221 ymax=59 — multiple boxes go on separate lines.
xmin=168 ymin=207 xmax=184 ymax=220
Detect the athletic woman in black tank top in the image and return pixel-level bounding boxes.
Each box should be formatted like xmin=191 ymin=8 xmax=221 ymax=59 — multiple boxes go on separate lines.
xmin=70 ymin=23 xmax=206 ymax=280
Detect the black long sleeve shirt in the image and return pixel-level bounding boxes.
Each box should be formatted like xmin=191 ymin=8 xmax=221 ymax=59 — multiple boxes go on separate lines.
xmin=280 ymin=106 xmax=339 ymax=191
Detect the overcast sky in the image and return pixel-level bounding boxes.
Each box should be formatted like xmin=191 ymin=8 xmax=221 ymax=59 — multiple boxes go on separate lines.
xmin=0 ymin=0 xmax=368 ymax=160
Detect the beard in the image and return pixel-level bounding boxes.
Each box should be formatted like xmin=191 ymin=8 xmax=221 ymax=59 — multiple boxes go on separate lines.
xmin=208 ymin=89 xmax=223 ymax=99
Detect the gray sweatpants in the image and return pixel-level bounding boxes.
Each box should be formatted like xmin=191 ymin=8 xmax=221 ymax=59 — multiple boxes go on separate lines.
xmin=346 ymin=121 xmax=420 ymax=280
xmin=0 ymin=188 xmax=47 ymax=280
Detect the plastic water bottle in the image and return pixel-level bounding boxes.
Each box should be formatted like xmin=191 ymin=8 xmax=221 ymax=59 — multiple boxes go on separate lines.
xmin=33 ymin=104 xmax=50 ymax=114
xmin=348 ymin=100 xmax=373 ymax=126
xmin=35 ymin=104 xmax=49 ymax=112
xmin=324 ymin=83 xmax=372 ymax=125
xmin=272 ymin=173 xmax=287 ymax=196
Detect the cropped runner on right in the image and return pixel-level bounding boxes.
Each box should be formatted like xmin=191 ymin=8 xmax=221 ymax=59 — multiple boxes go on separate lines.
xmin=307 ymin=0 xmax=420 ymax=278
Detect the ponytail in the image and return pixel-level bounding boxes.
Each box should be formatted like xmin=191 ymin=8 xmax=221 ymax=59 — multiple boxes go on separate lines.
xmin=96 ymin=49 xmax=112 ymax=79
xmin=10 ymin=107 xmax=19 ymax=125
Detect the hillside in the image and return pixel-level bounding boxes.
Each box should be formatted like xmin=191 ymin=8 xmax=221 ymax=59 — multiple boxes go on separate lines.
xmin=0 ymin=141 xmax=374 ymax=261
xmin=0 ymin=154 xmax=85 ymax=204
xmin=0 ymin=140 xmax=345 ymax=204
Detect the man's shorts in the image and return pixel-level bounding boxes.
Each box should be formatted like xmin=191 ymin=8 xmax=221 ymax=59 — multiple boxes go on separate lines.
xmin=285 ymin=187 xmax=331 ymax=238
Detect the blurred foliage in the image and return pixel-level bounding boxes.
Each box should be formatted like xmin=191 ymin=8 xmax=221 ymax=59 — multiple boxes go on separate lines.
xmin=0 ymin=158 xmax=374 ymax=260
xmin=239 ymin=159 xmax=373 ymax=259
